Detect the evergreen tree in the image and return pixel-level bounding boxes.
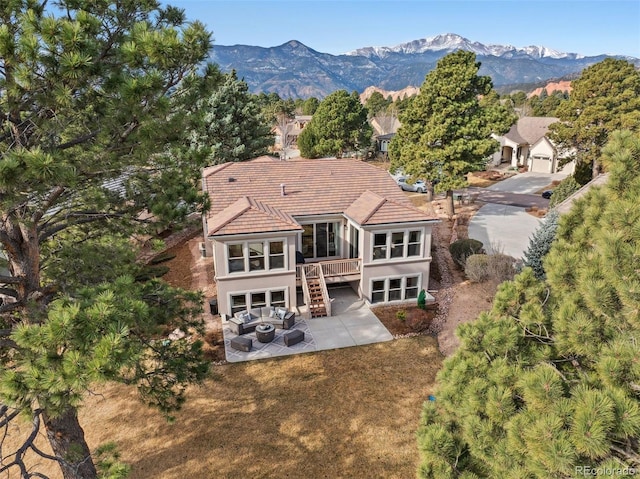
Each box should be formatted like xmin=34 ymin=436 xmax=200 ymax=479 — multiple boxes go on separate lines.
xmin=297 ymin=90 xmax=372 ymax=158
xmin=417 ymin=130 xmax=640 ymax=478
xmin=302 ymin=97 xmax=320 ymax=115
xmin=522 ymin=210 xmax=559 ymax=280
xmin=188 ymin=70 xmax=273 ymax=165
xmin=549 ymin=58 xmax=640 ymax=179
xmin=389 ymin=51 xmax=515 ymax=217
xmin=365 ymin=91 xmax=392 ymax=117
xmin=0 ymin=2 xmax=219 ymax=477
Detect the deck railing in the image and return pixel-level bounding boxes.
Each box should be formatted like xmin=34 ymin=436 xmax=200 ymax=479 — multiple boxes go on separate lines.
xmin=296 ymin=258 xmax=361 ymax=280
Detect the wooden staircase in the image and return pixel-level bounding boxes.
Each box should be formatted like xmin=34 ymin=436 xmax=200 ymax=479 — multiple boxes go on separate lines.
xmin=306 ymin=277 xmax=327 ymax=318
xmin=300 ymin=263 xmax=331 ymax=318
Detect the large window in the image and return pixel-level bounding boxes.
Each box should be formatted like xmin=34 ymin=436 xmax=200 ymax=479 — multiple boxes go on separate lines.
xmin=370 ymin=276 xmax=421 ymax=304
xmin=230 ymin=289 xmax=287 ymax=315
xmin=249 ymin=242 xmax=265 ymax=271
xmin=228 ymin=244 xmax=245 ymax=273
xmin=269 ymin=241 xmax=285 ymax=269
xmin=301 ymin=222 xmax=340 ymax=259
xmin=227 ymin=240 xmax=285 ymax=274
xmin=371 ymin=229 xmax=422 ymax=261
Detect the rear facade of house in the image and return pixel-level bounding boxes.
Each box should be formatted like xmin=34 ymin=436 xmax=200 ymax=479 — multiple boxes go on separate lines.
xmin=202 ymin=157 xmax=438 ymax=318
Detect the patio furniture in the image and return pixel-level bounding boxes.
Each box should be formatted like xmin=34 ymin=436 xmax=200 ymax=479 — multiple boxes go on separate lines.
xmin=255 ymin=323 xmax=276 ymax=343
xmin=229 ymin=307 xmax=295 ymax=335
xmin=230 ymin=336 xmax=252 ymax=352
xmin=284 ymin=329 xmax=304 ymax=347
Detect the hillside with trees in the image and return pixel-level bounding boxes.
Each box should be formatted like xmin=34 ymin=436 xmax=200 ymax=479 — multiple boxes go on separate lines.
xmin=417 ymin=130 xmax=640 ymax=478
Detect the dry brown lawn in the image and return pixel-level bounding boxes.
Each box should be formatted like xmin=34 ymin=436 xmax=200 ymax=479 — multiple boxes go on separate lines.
xmin=83 ymin=337 xmax=441 ymax=479
xmin=10 ymin=336 xmax=441 ymax=479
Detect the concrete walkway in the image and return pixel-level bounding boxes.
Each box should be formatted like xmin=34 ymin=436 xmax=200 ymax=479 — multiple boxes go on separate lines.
xmin=222 ymin=287 xmax=393 ymax=363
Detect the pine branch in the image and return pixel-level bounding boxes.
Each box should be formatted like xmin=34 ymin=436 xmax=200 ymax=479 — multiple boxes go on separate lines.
xmin=55 ymin=132 xmax=102 ymax=152
xmin=31 ymin=186 xmax=65 ymax=224
xmin=38 ymin=211 xmax=151 ymax=242
xmin=0 ymin=275 xmax=22 ymax=285
xmin=610 ymin=444 xmax=640 ymax=466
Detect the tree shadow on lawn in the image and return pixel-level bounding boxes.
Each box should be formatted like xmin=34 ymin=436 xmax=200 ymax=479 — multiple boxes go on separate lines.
xmin=81 ymin=336 xmax=442 ymax=479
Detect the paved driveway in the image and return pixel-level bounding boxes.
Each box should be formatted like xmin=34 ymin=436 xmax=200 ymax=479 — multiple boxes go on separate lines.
xmin=486 ymin=171 xmax=568 ymax=194
xmin=466 ymin=172 xmax=566 ymax=259
xmin=468 ymin=203 xmax=542 ymax=259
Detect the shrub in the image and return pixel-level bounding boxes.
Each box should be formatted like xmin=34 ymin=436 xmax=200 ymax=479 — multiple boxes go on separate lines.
xmin=466 ymin=253 xmax=517 ymax=283
xmin=486 ymin=254 xmax=517 ymax=282
xmin=523 ymin=209 xmax=560 ymax=279
xmin=465 ymin=254 xmax=489 ymax=282
xmin=549 ymin=176 xmax=581 ymax=208
xmin=396 ymin=309 xmax=407 ymax=322
xmin=449 ymin=239 xmax=484 ymax=268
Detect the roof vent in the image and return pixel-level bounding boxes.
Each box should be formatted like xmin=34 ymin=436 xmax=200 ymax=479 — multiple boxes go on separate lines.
xmin=228 ymin=177 xmax=236 ymax=183
xmin=280 ymin=183 xmax=286 ymax=196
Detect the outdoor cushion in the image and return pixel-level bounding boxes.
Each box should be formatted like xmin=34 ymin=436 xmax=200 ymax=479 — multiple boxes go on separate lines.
xmin=230 ymin=336 xmax=252 ymax=352
xmin=284 ymin=329 xmax=304 ymax=346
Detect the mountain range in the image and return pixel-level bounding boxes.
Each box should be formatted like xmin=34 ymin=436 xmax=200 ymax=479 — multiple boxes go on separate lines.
xmin=208 ymin=33 xmax=639 ymax=99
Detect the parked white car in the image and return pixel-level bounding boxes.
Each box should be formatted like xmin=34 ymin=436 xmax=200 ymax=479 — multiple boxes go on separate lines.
xmin=396 ymin=176 xmax=427 ymax=193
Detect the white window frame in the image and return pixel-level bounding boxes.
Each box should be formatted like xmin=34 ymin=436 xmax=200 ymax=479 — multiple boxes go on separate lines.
xmin=226 ymin=239 xmax=287 ymax=274
xmin=371 ymin=229 xmax=423 ymax=261
xmin=369 ymin=274 xmax=422 ymax=304
xmin=228 ymin=288 xmax=289 ymax=315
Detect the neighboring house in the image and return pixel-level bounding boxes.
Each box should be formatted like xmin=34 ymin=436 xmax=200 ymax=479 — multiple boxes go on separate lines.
xmin=376 ymin=133 xmax=395 ymax=154
xmin=370 ymin=115 xmax=400 ymax=155
xmin=202 ymin=157 xmax=438 ymax=318
xmin=273 ymin=115 xmax=313 ymax=150
xmin=491 ymin=117 xmax=575 ymax=174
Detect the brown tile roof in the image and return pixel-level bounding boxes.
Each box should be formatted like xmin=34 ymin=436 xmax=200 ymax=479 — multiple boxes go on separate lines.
xmin=208 ymin=196 xmax=303 ymax=236
xmin=344 ymin=190 xmax=429 ymax=225
xmin=504 ymin=117 xmax=558 ymax=145
xmin=204 ymin=158 xmax=437 ymax=236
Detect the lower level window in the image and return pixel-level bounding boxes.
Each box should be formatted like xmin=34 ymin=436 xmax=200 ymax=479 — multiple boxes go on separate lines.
xmin=372 ymin=280 xmax=385 ymax=303
xmin=230 ymin=289 xmax=286 ymax=315
xmin=370 ymin=275 xmax=421 ymax=304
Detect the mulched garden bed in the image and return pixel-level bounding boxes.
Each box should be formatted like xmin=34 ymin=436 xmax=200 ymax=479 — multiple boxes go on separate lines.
xmin=371 ymin=304 xmax=437 ymax=336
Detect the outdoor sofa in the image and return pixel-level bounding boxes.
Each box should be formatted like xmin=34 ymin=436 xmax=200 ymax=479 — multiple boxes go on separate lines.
xmin=228 ymin=306 xmax=295 ymax=335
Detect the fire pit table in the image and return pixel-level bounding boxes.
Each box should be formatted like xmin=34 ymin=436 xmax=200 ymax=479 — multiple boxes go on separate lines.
xmin=255 ymin=323 xmax=276 ymax=343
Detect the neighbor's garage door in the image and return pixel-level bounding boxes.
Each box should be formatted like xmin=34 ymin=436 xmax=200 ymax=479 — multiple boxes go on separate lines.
xmin=530 ymin=156 xmax=551 ymax=173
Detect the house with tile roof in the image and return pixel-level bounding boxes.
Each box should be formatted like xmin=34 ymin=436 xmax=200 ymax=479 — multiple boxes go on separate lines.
xmin=490 ymin=117 xmax=575 ymax=174
xmin=202 ymin=157 xmax=439 ymax=318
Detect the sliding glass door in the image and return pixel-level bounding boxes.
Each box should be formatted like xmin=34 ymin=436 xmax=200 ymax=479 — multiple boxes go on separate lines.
xmin=301 ymin=222 xmax=340 ymax=260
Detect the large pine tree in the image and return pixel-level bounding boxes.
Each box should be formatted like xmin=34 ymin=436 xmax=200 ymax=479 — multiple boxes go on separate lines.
xmin=0 ymin=2 xmax=219 ymax=477
xmin=389 ymin=51 xmax=515 ymax=217
xmin=548 ymin=58 xmax=640 ymax=182
xmin=417 ymin=130 xmax=640 ymax=478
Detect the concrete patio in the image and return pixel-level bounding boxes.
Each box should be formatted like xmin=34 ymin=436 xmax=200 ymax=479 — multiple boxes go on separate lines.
xmin=222 ymin=285 xmax=393 ymax=363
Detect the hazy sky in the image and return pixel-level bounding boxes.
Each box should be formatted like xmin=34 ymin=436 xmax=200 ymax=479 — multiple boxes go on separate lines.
xmin=165 ymin=1 xmax=640 ymax=58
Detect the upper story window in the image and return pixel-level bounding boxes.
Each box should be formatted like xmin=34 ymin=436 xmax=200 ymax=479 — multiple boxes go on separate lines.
xmin=227 ymin=240 xmax=286 ymax=274
xmin=372 ymin=230 xmax=422 ymax=261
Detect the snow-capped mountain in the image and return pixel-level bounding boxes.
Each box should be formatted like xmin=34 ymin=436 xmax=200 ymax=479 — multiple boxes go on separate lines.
xmin=346 ymin=33 xmax=581 ymax=60
xmin=208 ymin=33 xmax=635 ymax=98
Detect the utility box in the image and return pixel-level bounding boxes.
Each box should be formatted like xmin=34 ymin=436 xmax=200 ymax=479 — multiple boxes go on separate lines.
xmin=208 ymin=298 xmax=218 ymax=315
